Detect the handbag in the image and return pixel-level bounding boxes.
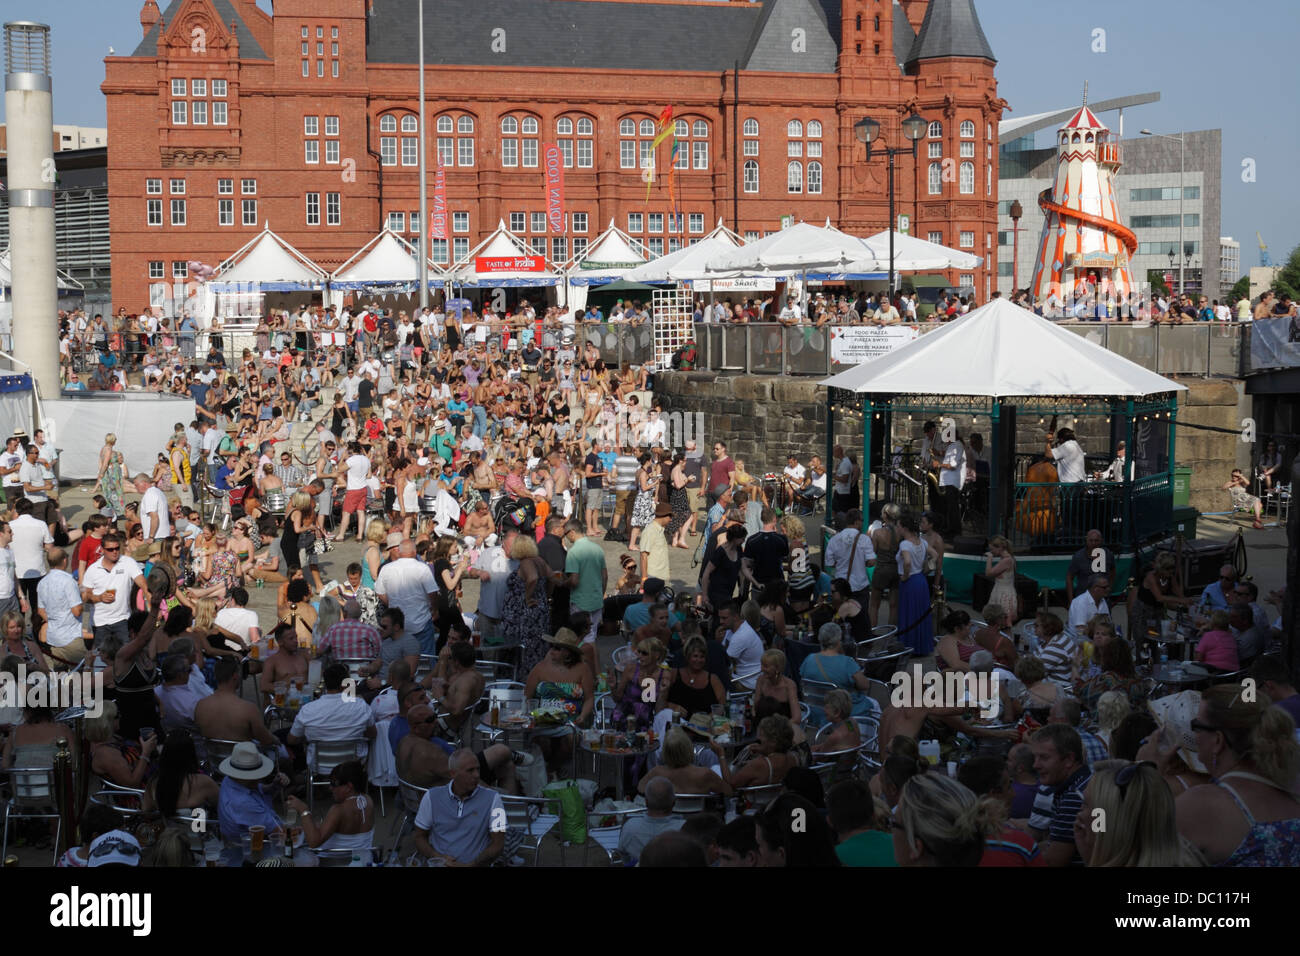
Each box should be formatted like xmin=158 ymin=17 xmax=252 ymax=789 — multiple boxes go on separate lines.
xmin=543 ymin=779 xmax=588 ymax=845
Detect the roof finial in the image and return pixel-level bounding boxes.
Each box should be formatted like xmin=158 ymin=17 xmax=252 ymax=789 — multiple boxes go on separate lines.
xmin=1082 ymin=81 xmax=1088 ymax=107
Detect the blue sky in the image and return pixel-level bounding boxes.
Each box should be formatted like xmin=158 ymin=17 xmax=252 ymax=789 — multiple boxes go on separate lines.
xmin=2 ymin=0 xmax=1295 ymax=271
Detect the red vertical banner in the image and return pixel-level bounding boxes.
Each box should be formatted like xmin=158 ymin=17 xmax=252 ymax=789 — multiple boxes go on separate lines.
xmin=430 ymin=160 xmax=447 ymax=242
xmin=544 ymin=142 xmax=565 ymax=234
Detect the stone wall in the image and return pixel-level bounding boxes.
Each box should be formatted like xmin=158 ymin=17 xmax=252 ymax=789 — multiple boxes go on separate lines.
xmin=656 ymin=372 xmax=1248 ymax=516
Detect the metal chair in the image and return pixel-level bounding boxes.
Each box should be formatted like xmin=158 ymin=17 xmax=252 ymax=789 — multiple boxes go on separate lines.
xmin=610 ymin=643 xmax=635 ymax=676
xmin=2 ymin=767 xmax=62 ymax=866
xmin=583 ymin=806 xmax=648 ymax=865
xmin=389 ymin=776 xmax=429 ymax=856
xmin=801 ymin=678 xmax=837 ymax=718
xmin=473 ymin=659 xmax=514 ymax=681
xmin=307 ymin=737 xmax=367 ymax=811
xmin=333 ymin=658 xmax=375 ymax=682
xmin=499 ymin=793 xmax=561 ymax=866
xmin=734 ymin=783 xmax=784 ymax=814
xmin=671 ymin=793 xmax=711 ymax=816
xmin=865 ymin=678 xmax=894 ymax=713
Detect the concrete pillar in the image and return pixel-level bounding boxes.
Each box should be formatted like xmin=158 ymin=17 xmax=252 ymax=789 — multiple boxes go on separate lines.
xmin=5 ymin=21 xmax=59 ymax=391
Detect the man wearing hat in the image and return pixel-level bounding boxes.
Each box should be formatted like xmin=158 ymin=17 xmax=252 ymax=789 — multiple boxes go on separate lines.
xmin=217 ymin=741 xmax=286 ymax=843
xmin=640 ymin=502 xmax=673 ymax=585
xmin=0 ymin=434 xmax=25 ymax=505
xmin=85 ymin=829 xmax=142 ymax=868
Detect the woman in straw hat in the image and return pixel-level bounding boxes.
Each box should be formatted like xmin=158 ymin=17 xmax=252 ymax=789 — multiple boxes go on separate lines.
xmin=523 ymin=627 xmax=593 ymax=776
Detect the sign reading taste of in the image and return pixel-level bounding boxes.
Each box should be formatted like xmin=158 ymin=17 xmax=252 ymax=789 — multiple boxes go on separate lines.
xmin=475 ymin=256 xmax=545 ymax=273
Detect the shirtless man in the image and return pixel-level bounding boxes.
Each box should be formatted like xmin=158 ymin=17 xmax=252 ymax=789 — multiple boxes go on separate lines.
xmin=259 ymin=622 xmax=308 ymax=706
xmin=397 ymin=703 xmax=518 ymax=793
xmin=429 ymin=642 xmax=485 ymax=739
xmin=195 ymin=658 xmax=279 ymax=752
xmin=426 ymin=621 xmax=471 ymax=687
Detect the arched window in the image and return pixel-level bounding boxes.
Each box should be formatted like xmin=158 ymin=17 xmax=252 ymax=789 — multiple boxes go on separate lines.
xmin=458 ymin=116 xmax=474 ymax=133
xmin=928 ymin=120 xmax=942 ymax=138
xmin=807 ymin=161 xmax=822 ymax=194
xmin=437 ymin=116 xmax=453 ymax=133
xmin=640 ymin=119 xmax=656 ymax=136
xmin=400 ymin=115 xmax=417 ymax=133
xmin=743 ymin=160 xmax=759 ymax=193
xmin=787 ymin=161 xmax=803 ymax=194
xmin=675 ymin=118 xmax=688 ymax=137
xmin=501 ymin=116 xmax=518 ymax=134
xmin=692 ymin=120 xmax=708 ymax=138
xmin=928 ymin=161 xmax=942 ymax=194
xmin=619 ymin=118 xmax=635 ymax=136
xmin=576 ymin=117 xmax=592 ymax=135
xmin=380 ymin=115 xmax=397 ymax=132
xmin=557 ymin=113 xmax=594 ymax=168
xmin=960 ymin=120 xmax=975 ymax=138
xmin=556 ymin=117 xmax=573 ymax=135
xmin=959 ymin=161 xmax=975 ymax=194
xmin=807 ymin=120 xmax=822 ymax=138
xmin=521 ymin=116 xmax=538 ymax=135
xmin=743 ymin=118 xmax=759 ymax=137
xmin=787 ymin=119 xmax=803 ymax=138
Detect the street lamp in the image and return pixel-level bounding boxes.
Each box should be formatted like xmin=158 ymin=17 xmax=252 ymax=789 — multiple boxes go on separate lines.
xmin=1009 ymin=199 xmax=1024 ymax=295
xmin=856 ymin=112 xmax=926 ymax=300
xmin=1141 ymin=128 xmax=1186 ymax=296
xmin=417 ymin=0 xmax=428 ymax=311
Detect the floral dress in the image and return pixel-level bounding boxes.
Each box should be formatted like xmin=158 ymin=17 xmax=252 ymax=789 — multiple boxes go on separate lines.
xmin=631 ymin=472 xmax=657 ymax=529
xmin=101 ymin=449 xmax=126 ymax=518
xmin=209 ymin=549 xmax=241 ymax=592
xmin=506 ymin=562 xmax=552 ymax=680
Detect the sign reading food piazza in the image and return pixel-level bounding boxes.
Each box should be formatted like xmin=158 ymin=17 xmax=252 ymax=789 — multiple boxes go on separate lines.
xmin=475 ymin=255 xmax=545 ymax=273
xmin=829 ymin=325 xmax=919 ymax=364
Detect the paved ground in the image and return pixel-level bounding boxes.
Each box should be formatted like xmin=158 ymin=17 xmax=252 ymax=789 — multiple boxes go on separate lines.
xmin=8 ymin=481 xmax=1287 ymax=865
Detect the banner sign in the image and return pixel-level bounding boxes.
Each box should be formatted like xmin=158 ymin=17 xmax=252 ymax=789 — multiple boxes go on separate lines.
xmin=829 ymin=325 xmax=919 ymax=364
xmin=431 ymin=161 xmax=447 ymax=241
xmin=543 ymin=143 xmax=565 ymax=234
xmin=1250 ymin=315 xmax=1300 ymax=370
xmin=691 ymin=277 xmax=777 ymax=292
xmin=447 ymin=297 xmax=472 ymax=319
xmin=475 ymin=256 xmax=545 ymax=273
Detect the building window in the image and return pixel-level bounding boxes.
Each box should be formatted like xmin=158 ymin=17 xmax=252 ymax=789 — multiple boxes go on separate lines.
xmin=401 ymin=137 xmax=418 ymax=166
xmin=305 ymin=116 xmax=319 ymax=136
xmin=648 ymin=213 xmax=663 ymax=234
xmin=171 ymin=199 xmax=186 ymax=226
xmin=147 ymin=199 xmax=162 ymax=226
xmin=323 ymin=116 xmax=338 ymax=137
xmin=577 ymin=138 xmax=592 ymax=168
xmin=693 ymin=139 xmax=708 ymax=169
xmin=928 ymin=120 xmax=942 ymax=138
xmin=530 ymin=237 xmax=546 ymax=255
xmin=558 ymin=140 xmax=573 ymax=167
xmin=242 ymin=199 xmax=257 ymax=226
xmin=408 ymin=211 xmax=419 ymax=234
xmin=326 ymin=192 xmax=340 ymax=226
xmin=744 ymin=160 xmax=759 ymax=193
xmin=458 ymin=135 xmax=474 ymax=167
xmin=744 ymin=139 xmax=759 ymax=157
xmin=452 ymin=237 xmax=469 ymax=261
xmin=1130 ymin=186 xmax=1200 ymax=202
xmin=572 ymin=212 xmax=588 ymax=233
xmin=149 ymin=260 xmax=165 ymax=279
xmin=787 ymin=119 xmax=803 ymax=137
xmin=987 ymin=165 xmax=992 ymax=195
xmin=332 ymin=26 xmax=338 ymax=38
xmin=522 ymin=138 xmax=538 ymax=168
xmin=453 ymin=212 xmax=469 ymax=232
xmin=928 ymin=231 xmax=943 ymax=244
xmin=808 ymin=141 xmax=822 ymax=158
xmin=301 ymin=60 xmax=308 ymax=78
xmin=510 ymin=212 xmax=526 ymax=232
xmin=217 ymin=178 xmax=233 ymax=195
xmin=430 ymin=239 xmax=449 ymax=264
xmin=959 ymin=161 xmax=975 ymax=194
xmin=531 ymin=212 xmax=546 ymax=233
xmin=192 ymin=101 xmax=207 ymax=125
xmin=959 ymin=274 xmax=974 ymax=290
xmin=928 ymin=162 xmax=942 ymax=195
xmin=172 ymin=260 xmax=188 ymax=278
xmin=317 ymin=60 xmax=324 ymax=77
xmin=170 ymin=178 xmax=186 ymax=195
xmin=212 ymin=79 xmax=226 ymax=97
xmin=572 ymin=237 xmax=588 ymax=258
xmin=960 ymin=141 xmax=974 ymax=158
xmin=808 ymin=161 xmax=822 ymax=194
xmin=305 ymin=193 xmax=320 ymax=226
xmin=960 ymin=120 xmax=975 ymax=138
xmin=669 ymin=238 xmax=682 ymax=253
xmin=437 ymin=137 xmax=454 ymax=166
xmin=689 ymin=213 xmax=704 ymax=234
xmin=552 ymin=237 xmax=567 ymax=262
xmin=788 ymin=140 xmax=803 ymax=157
xmin=218 ymin=199 xmax=234 ymax=226
xmin=242 ymin=179 xmax=257 ymax=195
xmin=557 ymin=117 xmax=572 ymax=135
xmin=305 ymin=141 xmax=319 ymax=164
xmin=326 ymin=140 xmax=339 ymax=164
xmin=387 ymin=211 xmax=405 ymax=232
xmin=628 ymin=213 xmax=643 ymax=233
xmin=458 ymin=115 xmax=475 ymax=134
xmin=317 ymin=26 xmax=323 ymax=38
xmin=171 ymin=78 xmax=186 ymax=96
xmin=808 ymin=120 xmax=822 ymax=138
xmin=928 ymin=142 xmax=942 ymax=159
xmin=620 ymin=140 xmax=635 ymax=169
xmin=743 ymin=118 xmax=759 ymax=137
xmin=146 ymin=178 xmax=162 ymax=195
xmin=212 ymin=101 xmax=227 ymax=125
xmin=648 ymin=238 xmax=664 ymax=257
xmin=172 ymin=101 xmax=187 ymax=125
xmin=558 ymin=114 xmax=594 ymax=169
xmin=399 ymin=115 xmax=416 ymax=134
xmin=380 ymin=115 xmax=397 ymax=132
xmin=381 ymin=137 xmax=397 ymax=166
xmin=959 ymin=231 xmax=975 ymax=248
xmin=437 ymin=115 xmax=453 ymax=134
xmin=788 ymin=162 xmax=803 ymax=193
xmin=744 ymin=231 xmax=760 ymax=242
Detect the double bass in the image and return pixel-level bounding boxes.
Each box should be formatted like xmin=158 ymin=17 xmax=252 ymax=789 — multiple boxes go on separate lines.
xmin=1015 ymin=415 xmax=1060 ymax=536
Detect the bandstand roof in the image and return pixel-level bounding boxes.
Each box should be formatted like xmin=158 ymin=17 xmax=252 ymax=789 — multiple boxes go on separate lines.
xmin=821 ymin=298 xmax=1186 ymax=398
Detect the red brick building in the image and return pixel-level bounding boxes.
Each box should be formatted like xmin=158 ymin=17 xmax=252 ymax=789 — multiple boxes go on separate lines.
xmin=103 ymin=0 xmax=1005 ymax=310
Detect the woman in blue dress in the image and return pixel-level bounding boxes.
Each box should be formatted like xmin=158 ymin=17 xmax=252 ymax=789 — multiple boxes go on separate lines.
xmin=799 ymin=622 xmax=877 ymax=726
xmin=895 ymin=512 xmax=934 ymax=657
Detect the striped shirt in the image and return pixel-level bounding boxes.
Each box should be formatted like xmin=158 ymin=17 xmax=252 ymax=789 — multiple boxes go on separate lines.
xmin=981 ymin=826 xmax=1043 ymax=867
xmin=1038 ymin=634 xmax=1078 ymax=689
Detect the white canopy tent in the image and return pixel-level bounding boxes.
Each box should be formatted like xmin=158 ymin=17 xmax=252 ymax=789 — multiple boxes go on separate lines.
xmin=622 ymin=220 xmax=745 ymax=282
xmin=209 ymin=225 xmax=328 ymax=321
xmin=706 ymin=220 xmax=883 ymax=307
xmin=328 ymin=230 xmax=444 ymax=311
xmin=811 ymin=230 xmax=983 ymax=281
xmin=445 ymin=220 xmax=561 ymax=291
xmin=821 ymin=297 xmax=1184 ymax=397
xmin=564 ymin=220 xmax=650 ymax=315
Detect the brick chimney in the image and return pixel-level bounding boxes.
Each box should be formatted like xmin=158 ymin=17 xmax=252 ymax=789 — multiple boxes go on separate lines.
xmin=140 ymin=0 xmax=161 ymax=38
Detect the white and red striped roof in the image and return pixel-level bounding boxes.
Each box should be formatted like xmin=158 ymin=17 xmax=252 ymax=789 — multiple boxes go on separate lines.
xmin=1061 ymin=105 xmax=1106 ymax=130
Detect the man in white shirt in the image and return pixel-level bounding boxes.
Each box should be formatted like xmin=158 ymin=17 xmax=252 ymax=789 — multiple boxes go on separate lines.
xmin=777 ymin=297 xmax=802 ymax=324
xmin=718 ymin=602 xmax=763 ymax=689
xmin=875 ymin=299 xmax=901 ymax=325
xmin=36 ymin=548 xmax=86 ymax=667
xmin=10 ymin=497 xmax=52 ymax=628
xmin=0 ymin=435 xmax=25 ymax=502
xmin=214 ymin=586 xmax=261 ymax=647
xmin=1067 ymin=575 xmax=1111 ymax=639
xmin=335 ymin=442 xmax=372 ymax=542
xmin=81 ymin=532 xmax=148 ymax=647
xmin=1047 ymin=428 xmax=1086 ymax=484
xmin=470 ymin=531 xmax=514 ymax=642
xmin=936 ymin=435 xmax=966 ymax=540
xmin=831 ymin=444 xmax=854 ymax=515
xmin=18 ymin=443 xmax=58 ymax=528
xmin=1098 ymin=441 xmax=1131 ymax=482
xmin=288 ymin=662 xmax=376 ymax=765
xmin=375 ymin=540 xmax=439 ymax=656
xmin=32 ymin=429 xmax=58 ymax=496
xmin=822 ymin=509 xmax=876 ymax=601
xmin=133 ymin=473 xmax=171 ymax=540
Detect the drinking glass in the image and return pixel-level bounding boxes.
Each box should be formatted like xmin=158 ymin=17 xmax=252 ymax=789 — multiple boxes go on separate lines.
xmin=249 ymin=825 xmax=265 ymax=854
xmin=203 ymin=843 xmax=221 ymax=868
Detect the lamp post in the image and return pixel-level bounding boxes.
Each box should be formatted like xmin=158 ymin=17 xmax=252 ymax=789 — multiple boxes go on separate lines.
xmin=1141 ymin=128 xmax=1185 ymax=296
xmin=417 ymin=0 xmax=428 ymax=311
xmin=855 ymin=113 xmax=926 ymax=301
xmin=1009 ymin=199 xmax=1024 ymax=296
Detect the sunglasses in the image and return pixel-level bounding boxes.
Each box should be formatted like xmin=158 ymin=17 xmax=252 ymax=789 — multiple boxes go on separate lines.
xmin=1189 ymin=719 xmax=1221 ymax=735
xmin=1114 ymin=760 xmax=1155 ymax=799
xmin=102 ymin=546 xmax=121 ymax=553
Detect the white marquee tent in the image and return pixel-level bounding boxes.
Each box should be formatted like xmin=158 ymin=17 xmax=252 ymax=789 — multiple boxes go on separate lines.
xmin=330 ymin=229 xmax=445 ymax=293
xmin=445 ymin=220 xmax=561 ymax=289
xmin=622 ymin=220 xmax=745 ymax=283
